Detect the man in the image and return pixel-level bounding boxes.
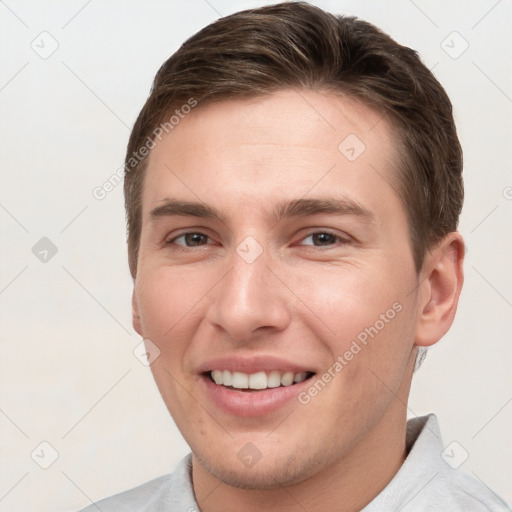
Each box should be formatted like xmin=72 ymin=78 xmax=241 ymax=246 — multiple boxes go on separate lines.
xmin=81 ymin=2 xmax=510 ymax=510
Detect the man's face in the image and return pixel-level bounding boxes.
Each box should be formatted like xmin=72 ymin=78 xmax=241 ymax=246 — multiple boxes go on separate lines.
xmin=133 ymin=90 xmax=423 ymax=488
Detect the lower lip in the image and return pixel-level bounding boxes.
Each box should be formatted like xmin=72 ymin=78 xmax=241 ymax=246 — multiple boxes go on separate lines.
xmin=201 ymin=375 xmax=312 ymax=417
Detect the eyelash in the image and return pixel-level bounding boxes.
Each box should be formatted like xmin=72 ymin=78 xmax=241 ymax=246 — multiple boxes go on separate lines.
xmin=166 ymin=231 xmax=350 ymax=250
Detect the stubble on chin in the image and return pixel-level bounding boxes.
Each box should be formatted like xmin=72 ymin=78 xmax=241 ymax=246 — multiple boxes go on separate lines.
xmin=191 ymin=444 xmax=332 ymax=491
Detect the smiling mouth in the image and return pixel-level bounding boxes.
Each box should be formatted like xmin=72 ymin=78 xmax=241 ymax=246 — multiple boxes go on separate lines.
xmin=206 ymin=370 xmax=315 ymax=391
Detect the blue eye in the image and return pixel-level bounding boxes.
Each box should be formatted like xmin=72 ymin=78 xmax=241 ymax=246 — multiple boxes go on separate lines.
xmin=171 ymin=233 xmax=209 ymax=246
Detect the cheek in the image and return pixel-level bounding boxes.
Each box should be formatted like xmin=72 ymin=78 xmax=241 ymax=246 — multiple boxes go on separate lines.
xmin=292 ymin=260 xmax=417 ymax=374
xmin=294 ymin=263 xmax=400 ymax=335
xmin=135 ymin=267 xmax=200 ymax=346
xmin=136 ymin=269 xmax=203 ymax=412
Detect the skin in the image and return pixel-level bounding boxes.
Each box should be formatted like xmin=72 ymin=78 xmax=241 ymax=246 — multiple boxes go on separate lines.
xmin=132 ymin=89 xmax=464 ymax=511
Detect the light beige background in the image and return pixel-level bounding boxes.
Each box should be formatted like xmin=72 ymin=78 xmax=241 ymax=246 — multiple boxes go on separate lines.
xmin=0 ymin=1 xmax=511 ymax=510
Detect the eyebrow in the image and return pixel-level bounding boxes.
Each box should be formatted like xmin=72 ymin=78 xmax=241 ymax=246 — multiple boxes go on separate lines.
xmin=272 ymin=197 xmax=375 ymax=223
xmin=149 ymin=197 xmax=375 ymax=224
xmin=149 ymin=200 xmax=227 ymax=223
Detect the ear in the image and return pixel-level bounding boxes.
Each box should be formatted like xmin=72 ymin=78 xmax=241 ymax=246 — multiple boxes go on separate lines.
xmin=132 ymin=287 xmax=143 ymax=337
xmin=414 ymin=232 xmax=465 ymax=347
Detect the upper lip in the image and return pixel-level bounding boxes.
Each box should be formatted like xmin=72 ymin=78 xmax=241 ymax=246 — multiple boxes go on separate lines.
xmin=197 ymin=355 xmax=315 ymax=375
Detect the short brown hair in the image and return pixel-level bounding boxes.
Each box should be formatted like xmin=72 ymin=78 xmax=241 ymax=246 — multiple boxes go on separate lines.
xmin=124 ymin=1 xmax=463 ymax=277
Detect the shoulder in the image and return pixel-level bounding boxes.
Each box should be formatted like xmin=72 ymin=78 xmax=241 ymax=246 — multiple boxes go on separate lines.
xmin=407 ymin=416 xmax=510 ymax=510
xmin=423 ymin=468 xmax=512 ymax=511
xmin=78 ymin=473 xmax=174 ymax=512
xmin=77 ymin=455 xmax=196 ymax=512
xmin=364 ymin=414 xmax=511 ymax=512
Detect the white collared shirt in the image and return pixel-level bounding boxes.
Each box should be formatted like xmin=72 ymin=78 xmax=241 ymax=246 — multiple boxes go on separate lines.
xmin=79 ymin=414 xmax=510 ymax=511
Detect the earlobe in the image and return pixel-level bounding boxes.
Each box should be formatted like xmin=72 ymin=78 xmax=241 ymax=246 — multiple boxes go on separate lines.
xmin=132 ymin=288 xmax=143 ymax=336
xmin=414 ymin=232 xmax=465 ymax=347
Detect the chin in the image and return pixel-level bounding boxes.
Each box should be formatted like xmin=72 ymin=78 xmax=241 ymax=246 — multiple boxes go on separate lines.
xmin=193 ymin=446 xmax=327 ymax=490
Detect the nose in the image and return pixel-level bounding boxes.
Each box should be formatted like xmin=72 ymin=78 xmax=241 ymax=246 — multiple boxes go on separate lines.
xmin=205 ymin=245 xmax=292 ymax=342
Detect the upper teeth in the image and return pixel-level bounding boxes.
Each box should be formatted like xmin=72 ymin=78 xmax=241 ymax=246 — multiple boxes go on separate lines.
xmin=211 ymin=370 xmax=309 ymax=390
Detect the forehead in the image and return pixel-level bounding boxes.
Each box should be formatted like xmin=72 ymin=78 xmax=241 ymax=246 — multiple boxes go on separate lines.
xmin=142 ymin=89 xmax=402 ymax=223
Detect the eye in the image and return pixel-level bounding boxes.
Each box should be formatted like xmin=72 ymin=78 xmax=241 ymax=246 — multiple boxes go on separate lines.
xmin=299 ymin=231 xmax=348 ymax=247
xmin=169 ymin=232 xmax=210 ymax=247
